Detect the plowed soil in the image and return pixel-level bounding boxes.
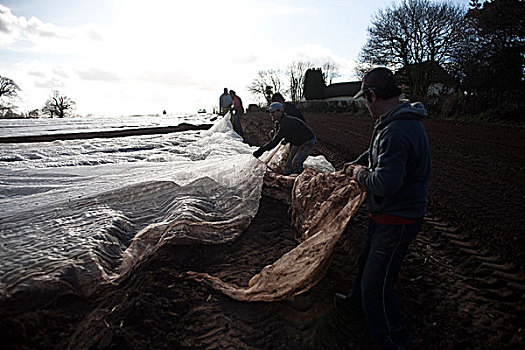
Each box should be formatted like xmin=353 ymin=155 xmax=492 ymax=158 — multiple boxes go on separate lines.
xmin=1 ymin=111 xmax=524 ymax=349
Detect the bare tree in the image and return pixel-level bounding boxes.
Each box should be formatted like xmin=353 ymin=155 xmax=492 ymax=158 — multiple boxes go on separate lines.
xmin=248 ymin=69 xmax=284 ymax=105
xmin=322 ymin=62 xmax=340 ymax=85
xmin=28 ymin=109 xmax=40 ymax=118
xmin=0 ymin=76 xmax=21 ymax=117
xmin=42 ymin=90 xmax=76 ymax=118
xmin=358 ymin=0 xmax=469 ymax=98
xmin=287 ymin=61 xmax=313 ymax=102
xmin=0 ymin=76 xmax=20 ymax=99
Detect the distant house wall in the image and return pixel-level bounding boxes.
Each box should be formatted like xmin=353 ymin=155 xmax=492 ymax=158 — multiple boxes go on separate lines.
xmin=297 ymin=99 xmax=365 ymax=114
xmin=302 ymin=71 xmax=364 ymax=113
xmin=304 ymin=69 xmax=362 ymax=101
xmin=324 ymin=96 xmax=354 ymax=102
xmin=323 ymin=82 xmax=362 ymax=100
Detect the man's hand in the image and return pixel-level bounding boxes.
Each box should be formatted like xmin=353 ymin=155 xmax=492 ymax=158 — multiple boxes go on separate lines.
xmin=342 ymin=162 xmax=353 ymax=174
xmin=343 ymin=163 xmax=365 ymax=177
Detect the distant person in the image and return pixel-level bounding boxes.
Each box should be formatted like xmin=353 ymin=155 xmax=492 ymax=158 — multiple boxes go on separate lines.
xmin=269 ymin=93 xmax=306 ymax=139
xmin=229 ymin=90 xmax=244 ymax=136
xmin=336 ymin=67 xmax=431 ymax=350
xmin=219 ymin=88 xmax=233 ymax=116
xmin=252 ymin=102 xmax=316 ymax=175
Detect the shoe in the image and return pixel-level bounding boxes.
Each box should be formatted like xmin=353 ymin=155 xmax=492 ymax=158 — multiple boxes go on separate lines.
xmin=334 ymin=292 xmax=363 ymax=316
xmin=375 ymin=329 xmax=413 ymax=350
xmin=391 ymin=328 xmax=413 ymax=349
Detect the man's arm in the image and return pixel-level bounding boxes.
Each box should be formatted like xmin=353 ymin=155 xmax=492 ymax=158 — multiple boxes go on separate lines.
xmin=253 ymin=124 xmax=286 ymax=157
xmin=355 ymin=131 xmax=407 ymax=196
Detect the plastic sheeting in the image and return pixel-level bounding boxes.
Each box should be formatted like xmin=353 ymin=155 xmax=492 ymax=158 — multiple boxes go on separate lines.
xmin=184 ymin=167 xmax=366 ymax=301
xmin=0 ymin=112 xmax=351 ymax=301
xmin=0 ymin=114 xmax=265 ymax=298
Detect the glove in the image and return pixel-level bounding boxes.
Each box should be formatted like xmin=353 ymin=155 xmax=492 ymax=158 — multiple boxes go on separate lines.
xmin=253 ymin=150 xmax=263 ymax=158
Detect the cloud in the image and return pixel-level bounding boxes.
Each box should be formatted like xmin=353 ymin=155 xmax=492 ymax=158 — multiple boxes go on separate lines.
xmin=0 ymin=6 xmax=12 ymax=33
xmin=0 ymin=4 xmax=104 ymax=54
xmin=232 ymin=55 xmax=260 ymax=65
xmin=0 ymin=5 xmax=64 ymax=42
xmin=76 ymin=68 xmax=121 ymax=82
xmin=27 ymin=69 xmax=45 ymax=77
xmin=34 ymin=78 xmax=64 ymax=89
xmin=0 ymin=4 xmax=17 ymax=44
xmin=1 ymin=1 xmax=366 ymax=116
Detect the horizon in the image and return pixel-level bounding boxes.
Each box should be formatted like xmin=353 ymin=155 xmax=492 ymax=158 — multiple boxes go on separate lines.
xmin=1 ymin=0 xmax=471 ymax=117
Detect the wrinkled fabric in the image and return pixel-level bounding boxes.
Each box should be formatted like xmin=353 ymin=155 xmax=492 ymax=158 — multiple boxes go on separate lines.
xmin=184 ymin=167 xmax=365 ymax=301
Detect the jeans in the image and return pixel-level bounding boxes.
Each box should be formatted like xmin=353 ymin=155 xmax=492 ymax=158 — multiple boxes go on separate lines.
xmin=232 ymin=109 xmax=244 ymax=136
xmin=283 ymin=137 xmax=316 ymax=175
xmin=351 ymin=218 xmax=422 ymax=349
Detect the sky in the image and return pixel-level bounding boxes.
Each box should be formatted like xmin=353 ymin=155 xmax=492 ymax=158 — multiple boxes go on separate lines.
xmin=0 ymin=0 xmax=471 ymax=117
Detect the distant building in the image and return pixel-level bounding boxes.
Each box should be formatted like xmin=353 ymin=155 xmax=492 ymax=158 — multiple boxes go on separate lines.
xmin=323 ymin=82 xmax=362 ymax=101
xmin=303 ymin=69 xmax=362 ymax=101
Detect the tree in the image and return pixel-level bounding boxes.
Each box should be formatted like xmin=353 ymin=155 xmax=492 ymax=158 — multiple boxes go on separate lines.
xmin=454 ymin=0 xmax=525 ymax=118
xmin=358 ymin=0 xmax=469 ymax=99
xmin=0 ymin=76 xmax=21 ymax=117
xmin=287 ymin=61 xmax=313 ymax=102
xmin=248 ymin=69 xmax=284 ymax=105
xmin=322 ymin=62 xmax=340 ymax=85
xmin=42 ymin=90 xmax=76 ymax=118
xmin=28 ymin=109 xmax=40 ymax=118
xmin=303 ymin=68 xmax=325 ymax=100
xmin=0 ymin=76 xmax=20 ymax=100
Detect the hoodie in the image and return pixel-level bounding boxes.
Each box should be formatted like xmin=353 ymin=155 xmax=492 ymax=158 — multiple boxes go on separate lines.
xmin=355 ymin=101 xmax=431 ymax=218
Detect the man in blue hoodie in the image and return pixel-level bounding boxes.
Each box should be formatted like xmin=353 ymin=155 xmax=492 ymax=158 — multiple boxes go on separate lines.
xmin=337 ymin=67 xmax=431 ymax=350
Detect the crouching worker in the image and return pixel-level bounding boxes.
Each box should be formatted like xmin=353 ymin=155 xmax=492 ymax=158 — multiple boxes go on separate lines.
xmin=252 ymin=102 xmax=316 ymax=175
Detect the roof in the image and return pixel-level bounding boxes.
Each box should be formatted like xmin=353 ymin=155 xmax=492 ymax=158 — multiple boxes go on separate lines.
xmin=323 ymin=82 xmax=362 ymax=99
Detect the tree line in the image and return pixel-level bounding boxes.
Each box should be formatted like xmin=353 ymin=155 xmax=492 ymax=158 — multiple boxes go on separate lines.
xmin=357 ymin=0 xmax=524 ymax=121
xmin=4 ymin=0 xmax=522 ymax=121
xmin=0 ymin=77 xmax=76 ymax=119
xmin=250 ymin=0 xmax=524 ymax=122
xmin=248 ymin=61 xmax=340 ymax=105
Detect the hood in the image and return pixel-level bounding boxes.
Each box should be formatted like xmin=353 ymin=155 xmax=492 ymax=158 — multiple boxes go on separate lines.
xmin=377 ymin=101 xmax=427 ymax=128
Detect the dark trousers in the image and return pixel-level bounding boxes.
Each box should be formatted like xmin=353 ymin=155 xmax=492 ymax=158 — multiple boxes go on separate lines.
xmin=351 ymin=218 xmax=422 ymax=349
xmin=232 ymin=110 xmax=244 ymax=136
xmin=283 ymin=137 xmax=316 ymax=175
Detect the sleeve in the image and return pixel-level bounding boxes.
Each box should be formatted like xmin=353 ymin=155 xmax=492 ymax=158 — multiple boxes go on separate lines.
xmin=257 ymin=122 xmax=286 ymax=154
xmin=355 ymin=129 xmax=407 ymax=196
xmin=353 ymin=150 xmax=369 ymax=166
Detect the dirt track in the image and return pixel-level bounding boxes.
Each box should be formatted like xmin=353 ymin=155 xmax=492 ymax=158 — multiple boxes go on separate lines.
xmin=1 ymin=111 xmax=524 ymax=349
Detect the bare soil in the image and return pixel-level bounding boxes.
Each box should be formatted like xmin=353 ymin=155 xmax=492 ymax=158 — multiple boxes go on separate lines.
xmin=1 ymin=111 xmax=524 ymax=349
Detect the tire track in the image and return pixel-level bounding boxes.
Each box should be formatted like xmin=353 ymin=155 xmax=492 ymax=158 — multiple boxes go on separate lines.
xmin=411 ymin=214 xmax=525 ymax=347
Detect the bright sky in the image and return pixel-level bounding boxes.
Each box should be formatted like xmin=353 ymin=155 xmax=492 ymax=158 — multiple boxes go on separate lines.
xmin=0 ymin=0 xmax=471 ymax=116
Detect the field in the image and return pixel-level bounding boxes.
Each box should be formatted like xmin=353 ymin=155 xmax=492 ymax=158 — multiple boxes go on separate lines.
xmin=1 ymin=111 xmax=524 ymax=349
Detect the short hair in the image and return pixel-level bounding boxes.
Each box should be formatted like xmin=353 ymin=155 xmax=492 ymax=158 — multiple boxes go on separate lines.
xmin=363 ymin=67 xmax=402 ymax=99
xmin=271 ymin=92 xmax=285 ymax=102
